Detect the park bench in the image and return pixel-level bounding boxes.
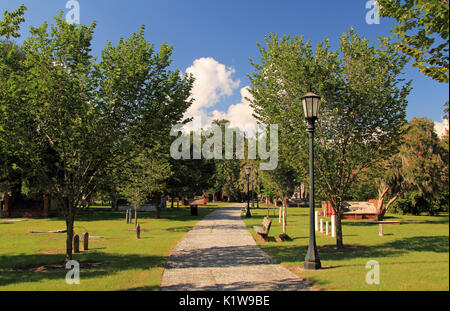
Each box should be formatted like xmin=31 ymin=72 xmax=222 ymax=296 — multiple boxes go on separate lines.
xmin=253 ymin=216 xmax=272 ymax=239
xmin=368 ymin=220 xmax=401 ymax=236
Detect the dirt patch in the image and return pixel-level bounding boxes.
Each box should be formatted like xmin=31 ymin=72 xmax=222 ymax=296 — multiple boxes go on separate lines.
xmin=127 ymin=228 xmax=151 ymax=232
xmin=12 ymin=260 xmax=103 ymax=273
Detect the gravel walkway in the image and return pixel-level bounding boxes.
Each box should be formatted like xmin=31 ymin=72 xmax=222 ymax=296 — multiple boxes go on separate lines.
xmin=160 ymin=204 xmax=312 ymax=291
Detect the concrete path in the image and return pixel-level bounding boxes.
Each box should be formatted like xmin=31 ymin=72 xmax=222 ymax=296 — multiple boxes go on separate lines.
xmin=160 ymin=204 xmax=312 ymax=291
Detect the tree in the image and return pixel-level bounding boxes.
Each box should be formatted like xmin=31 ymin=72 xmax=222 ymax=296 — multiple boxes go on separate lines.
xmin=210 ymin=120 xmax=242 ymax=202
xmin=119 ymin=148 xmax=172 ymax=221
xmin=9 ymin=13 xmax=193 ymax=262
xmin=258 ymin=159 xmax=297 ymax=240
xmin=250 ymin=29 xmax=411 ymax=248
xmin=0 ymin=5 xmax=32 ymax=208
xmin=377 ymin=0 xmax=449 ymax=82
xmin=374 ymin=154 xmax=404 ymax=219
xmin=394 ymin=118 xmax=448 ymax=215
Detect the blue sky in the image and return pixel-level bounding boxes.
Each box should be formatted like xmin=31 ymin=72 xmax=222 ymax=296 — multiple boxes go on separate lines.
xmin=2 ymin=0 xmax=449 ymax=126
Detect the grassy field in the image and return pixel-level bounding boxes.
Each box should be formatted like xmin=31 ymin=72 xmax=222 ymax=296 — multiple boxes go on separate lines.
xmin=243 ymin=204 xmax=449 ymax=291
xmin=0 ymin=205 xmax=216 ymax=291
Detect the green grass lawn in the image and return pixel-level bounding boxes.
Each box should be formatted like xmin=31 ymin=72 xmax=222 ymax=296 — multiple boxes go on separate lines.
xmin=0 ymin=205 xmax=216 ymax=291
xmin=243 ymin=204 xmax=449 ymax=291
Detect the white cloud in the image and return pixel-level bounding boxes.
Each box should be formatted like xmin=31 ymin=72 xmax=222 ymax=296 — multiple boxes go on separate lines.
xmin=211 ymin=86 xmax=258 ymax=132
xmin=181 ymin=57 xmax=258 ymax=134
xmin=435 ymin=118 xmax=449 ymax=138
xmin=184 ymin=57 xmax=240 ymax=125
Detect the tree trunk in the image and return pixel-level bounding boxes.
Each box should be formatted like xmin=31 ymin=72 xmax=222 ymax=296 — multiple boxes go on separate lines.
xmin=65 ymin=199 xmax=75 ymax=262
xmin=334 ymin=212 xmax=344 ymax=249
xmin=279 ymin=204 xmax=282 ymax=224
xmin=377 ymin=194 xmax=399 ymax=221
xmin=155 ymin=192 xmax=161 ymax=219
xmin=282 ymin=198 xmax=288 ymax=235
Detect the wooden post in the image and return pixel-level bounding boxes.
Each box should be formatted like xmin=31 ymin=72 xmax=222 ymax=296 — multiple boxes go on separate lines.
xmin=379 ymin=224 xmax=384 ymax=237
xmin=320 ymin=218 xmax=323 ymax=233
xmin=126 ymin=210 xmax=129 ymax=224
xmin=326 ymin=221 xmax=329 ymax=236
xmin=73 ymin=234 xmax=80 ymax=253
xmin=331 ymin=215 xmax=336 ymax=237
xmin=315 ymin=211 xmax=319 ymax=231
xmin=83 ymin=232 xmax=89 ymax=251
xmin=136 ymin=224 xmax=141 ymax=239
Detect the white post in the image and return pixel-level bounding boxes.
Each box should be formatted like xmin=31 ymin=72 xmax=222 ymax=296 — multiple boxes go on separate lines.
xmin=326 ymin=221 xmax=329 ymax=236
xmin=315 ymin=211 xmax=319 ymax=231
xmin=331 ymin=215 xmax=336 ymax=237
xmin=320 ymin=218 xmax=323 ymax=233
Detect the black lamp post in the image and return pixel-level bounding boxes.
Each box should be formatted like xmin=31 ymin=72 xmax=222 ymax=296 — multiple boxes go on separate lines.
xmin=302 ymin=91 xmax=322 ymax=270
xmin=245 ymin=165 xmax=252 ymax=218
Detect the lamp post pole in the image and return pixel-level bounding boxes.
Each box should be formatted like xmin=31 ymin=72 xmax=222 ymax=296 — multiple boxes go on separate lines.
xmin=304 ymin=119 xmax=321 ymax=270
xmin=245 ymin=165 xmax=252 ymax=218
xmin=302 ymin=91 xmax=322 ymax=270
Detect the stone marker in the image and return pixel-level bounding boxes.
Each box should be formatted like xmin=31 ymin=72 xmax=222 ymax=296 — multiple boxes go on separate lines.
xmin=326 ymin=221 xmax=329 ymax=236
xmin=331 ymin=215 xmax=336 ymax=237
xmin=379 ymin=224 xmax=384 ymax=237
xmin=83 ymin=232 xmax=89 ymax=251
xmin=136 ymin=224 xmax=141 ymax=239
xmin=320 ymin=218 xmax=323 ymax=233
xmin=315 ymin=211 xmax=319 ymax=232
xmin=73 ymin=234 xmax=80 ymax=253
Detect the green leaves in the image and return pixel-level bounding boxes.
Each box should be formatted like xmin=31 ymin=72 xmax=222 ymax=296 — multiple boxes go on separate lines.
xmin=0 ymin=4 xmax=27 ymax=40
xmin=377 ymin=0 xmax=449 ymax=83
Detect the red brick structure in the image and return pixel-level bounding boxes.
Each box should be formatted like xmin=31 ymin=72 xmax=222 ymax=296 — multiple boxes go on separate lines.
xmin=1 ymin=194 xmax=52 ymax=218
xmin=321 ymin=201 xmax=379 ymax=220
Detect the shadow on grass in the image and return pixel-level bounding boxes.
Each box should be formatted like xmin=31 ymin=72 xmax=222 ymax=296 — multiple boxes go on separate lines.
xmin=125 ymin=285 xmax=161 ymax=291
xmin=0 ymin=252 xmax=167 ymax=288
xmin=343 ymin=216 xmax=449 ymax=227
xmin=44 ymin=208 xmax=215 ymax=223
xmin=260 ymin=235 xmax=449 ymax=265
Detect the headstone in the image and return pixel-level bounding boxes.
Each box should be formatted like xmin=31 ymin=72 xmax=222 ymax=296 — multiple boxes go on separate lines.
xmin=83 ymin=232 xmax=89 ymax=251
xmin=379 ymin=224 xmax=384 ymax=237
xmin=326 ymin=221 xmax=329 ymax=236
xmin=320 ymin=219 xmax=323 ymax=233
xmin=315 ymin=211 xmax=319 ymax=231
xmin=136 ymin=224 xmax=141 ymax=239
xmin=331 ymin=215 xmax=336 ymax=237
xmin=73 ymin=234 xmax=80 ymax=253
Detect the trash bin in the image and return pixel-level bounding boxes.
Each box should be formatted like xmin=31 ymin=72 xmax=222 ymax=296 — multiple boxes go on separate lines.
xmin=190 ymin=205 xmax=198 ymax=216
